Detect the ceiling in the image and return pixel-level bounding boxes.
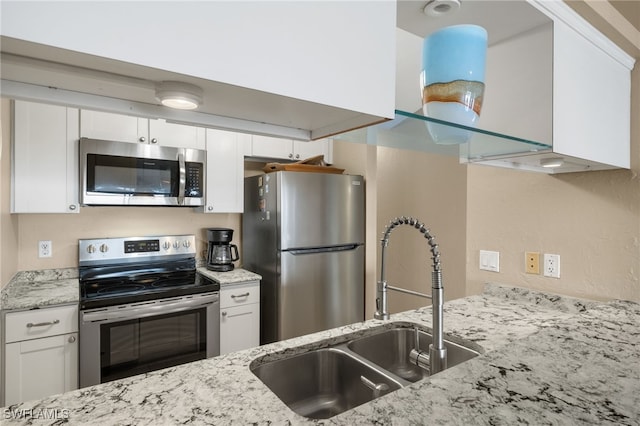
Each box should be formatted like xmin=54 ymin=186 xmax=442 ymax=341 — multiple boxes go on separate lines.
xmin=397 ymin=0 xmax=551 ymax=45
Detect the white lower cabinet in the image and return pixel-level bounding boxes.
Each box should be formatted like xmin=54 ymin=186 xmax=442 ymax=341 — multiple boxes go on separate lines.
xmin=219 ymin=281 xmax=260 ymax=355
xmin=3 ymin=304 xmax=78 ymax=406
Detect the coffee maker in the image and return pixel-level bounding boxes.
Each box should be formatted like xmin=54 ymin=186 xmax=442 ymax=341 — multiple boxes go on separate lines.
xmin=206 ymin=228 xmax=239 ymax=272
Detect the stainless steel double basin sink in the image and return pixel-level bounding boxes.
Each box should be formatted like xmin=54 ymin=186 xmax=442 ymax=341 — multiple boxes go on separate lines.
xmin=250 ymin=323 xmax=482 ymax=420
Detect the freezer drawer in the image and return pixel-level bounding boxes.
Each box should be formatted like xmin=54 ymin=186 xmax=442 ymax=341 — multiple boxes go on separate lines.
xmin=276 ymin=245 xmax=364 ymax=341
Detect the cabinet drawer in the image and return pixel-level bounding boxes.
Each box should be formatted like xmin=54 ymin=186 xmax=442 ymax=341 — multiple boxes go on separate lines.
xmin=220 ymin=281 xmax=260 ymax=308
xmin=5 ymin=304 xmax=78 ymax=343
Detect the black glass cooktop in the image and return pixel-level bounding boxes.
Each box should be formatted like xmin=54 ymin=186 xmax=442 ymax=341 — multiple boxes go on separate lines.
xmin=79 ymin=258 xmax=219 ymax=310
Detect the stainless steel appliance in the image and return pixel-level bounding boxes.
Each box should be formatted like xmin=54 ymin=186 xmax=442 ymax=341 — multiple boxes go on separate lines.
xmin=78 ymin=234 xmax=219 ymax=388
xmin=206 ymin=228 xmax=239 ymax=272
xmin=243 ymin=171 xmax=365 ymax=344
xmin=79 ymin=138 xmax=206 ymax=207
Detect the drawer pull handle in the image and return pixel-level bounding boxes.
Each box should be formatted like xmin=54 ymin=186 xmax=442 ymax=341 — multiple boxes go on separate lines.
xmin=231 ymin=293 xmax=250 ymax=299
xmin=26 ymin=319 xmax=60 ymax=328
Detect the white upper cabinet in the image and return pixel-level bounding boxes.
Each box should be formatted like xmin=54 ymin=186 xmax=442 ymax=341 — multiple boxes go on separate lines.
xmin=1 ymin=1 xmax=396 ymax=139
xmin=203 ymin=129 xmax=249 ymax=214
xmin=472 ymin=3 xmax=633 ymax=173
xmin=12 ymin=100 xmax=80 ymax=213
xmin=80 ymin=110 xmax=205 ymax=149
xmin=393 ymin=0 xmax=634 ymax=174
xmin=250 ymin=136 xmax=333 ymax=164
xmin=148 ymin=118 xmax=206 ymax=150
xmin=79 ymin=109 xmax=145 ymax=143
xmin=551 ymin=18 xmax=630 ymax=169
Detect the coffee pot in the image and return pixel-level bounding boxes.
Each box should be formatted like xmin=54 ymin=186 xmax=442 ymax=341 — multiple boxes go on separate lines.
xmin=206 ymin=228 xmax=239 ymax=272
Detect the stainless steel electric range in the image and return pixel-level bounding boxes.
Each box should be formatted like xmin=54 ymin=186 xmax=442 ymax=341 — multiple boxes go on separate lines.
xmin=78 ymin=234 xmax=220 ymax=388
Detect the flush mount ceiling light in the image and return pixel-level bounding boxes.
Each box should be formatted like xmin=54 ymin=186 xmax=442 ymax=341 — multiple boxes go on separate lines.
xmin=155 ymin=81 xmax=203 ymax=110
xmin=423 ymin=0 xmax=461 ymax=17
xmin=540 ymin=157 xmax=564 ymax=168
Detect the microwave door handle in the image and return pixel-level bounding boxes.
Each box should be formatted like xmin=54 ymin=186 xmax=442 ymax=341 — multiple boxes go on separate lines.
xmin=178 ymin=151 xmax=186 ymax=205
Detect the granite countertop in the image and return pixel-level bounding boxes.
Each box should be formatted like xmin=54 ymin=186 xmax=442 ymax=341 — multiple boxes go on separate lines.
xmin=196 ymin=267 xmax=262 ymax=286
xmin=1 ymin=267 xmax=261 ymax=311
xmin=0 ymin=268 xmax=79 ymax=311
xmin=2 ymin=283 xmax=638 ymax=424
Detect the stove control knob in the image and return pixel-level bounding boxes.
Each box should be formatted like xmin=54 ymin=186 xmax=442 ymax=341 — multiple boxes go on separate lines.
xmin=163 ymin=241 xmax=171 ymax=250
xmin=87 ymin=244 xmax=96 ymax=254
xmin=99 ymin=244 xmax=109 ymax=253
xmin=173 ymin=241 xmax=180 ymax=249
xmin=183 ymin=240 xmax=191 ymax=248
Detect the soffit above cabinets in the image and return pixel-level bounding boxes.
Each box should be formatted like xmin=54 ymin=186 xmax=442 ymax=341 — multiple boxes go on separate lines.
xmin=0 ymin=1 xmax=396 ymax=141
xmin=0 ymin=38 xmax=380 ymax=141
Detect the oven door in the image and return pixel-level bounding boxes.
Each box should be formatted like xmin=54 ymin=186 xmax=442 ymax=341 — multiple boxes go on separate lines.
xmin=79 ymin=292 xmax=219 ymax=388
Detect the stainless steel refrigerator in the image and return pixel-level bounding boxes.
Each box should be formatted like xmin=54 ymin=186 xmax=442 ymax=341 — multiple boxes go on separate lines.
xmin=243 ymin=171 xmax=365 ymax=344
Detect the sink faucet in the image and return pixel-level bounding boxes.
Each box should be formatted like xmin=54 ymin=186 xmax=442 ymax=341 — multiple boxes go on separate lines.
xmin=374 ymin=216 xmax=447 ymax=375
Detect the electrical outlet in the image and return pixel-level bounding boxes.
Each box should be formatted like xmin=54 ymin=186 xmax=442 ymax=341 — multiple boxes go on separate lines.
xmin=543 ymin=253 xmax=560 ymax=278
xmin=525 ymin=252 xmax=540 ymax=274
xmin=38 ymin=240 xmax=52 ymax=258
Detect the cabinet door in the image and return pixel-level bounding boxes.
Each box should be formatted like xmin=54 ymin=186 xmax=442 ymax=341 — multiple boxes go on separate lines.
xmin=4 ymin=333 xmax=78 ymax=405
xmin=293 ymin=139 xmax=333 ymax=164
xmin=148 ymin=119 xmax=206 ymax=149
xmin=220 ymin=304 xmax=260 ymax=355
xmin=12 ymin=101 xmax=80 ymax=213
xmin=204 ymin=129 xmax=247 ymax=213
xmin=553 ymin=20 xmax=630 ymax=168
xmin=250 ymin=135 xmax=333 ymax=163
xmin=80 ymin=109 xmax=147 ymax=143
xmin=251 ymin=135 xmax=294 ymax=160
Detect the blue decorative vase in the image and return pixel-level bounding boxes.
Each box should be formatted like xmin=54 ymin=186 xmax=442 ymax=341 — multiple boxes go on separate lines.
xmin=421 ymin=25 xmax=487 ymax=144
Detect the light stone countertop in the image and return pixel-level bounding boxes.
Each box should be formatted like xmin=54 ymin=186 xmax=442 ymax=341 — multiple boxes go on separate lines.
xmin=0 ymin=269 xmax=79 ymax=311
xmin=196 ymin=267 xmax=262 ymax=286
xmin=0 ymin=267 xmax=260 ymax=312
xmin=2 ymin=283 xmax=638 ymax=425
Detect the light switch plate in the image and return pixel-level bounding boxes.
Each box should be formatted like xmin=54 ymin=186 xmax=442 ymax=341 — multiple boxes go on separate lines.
xmin=479 ymin=250 xmax=500 ymax=272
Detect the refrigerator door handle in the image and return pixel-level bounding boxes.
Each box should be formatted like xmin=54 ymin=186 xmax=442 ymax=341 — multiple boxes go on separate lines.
xmin=286 ymin=244 xmax=361 ymax=255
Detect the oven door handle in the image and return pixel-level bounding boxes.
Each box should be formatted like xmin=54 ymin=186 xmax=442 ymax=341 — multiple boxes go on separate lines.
xmin=177 ymin=151 xmax=186 ymax=206
xmin=82 ymin=294 xmax=219 ymax=323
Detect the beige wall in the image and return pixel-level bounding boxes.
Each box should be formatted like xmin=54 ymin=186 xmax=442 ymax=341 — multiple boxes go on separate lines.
xmin=376 ymin=148 xmax=467 ymax=311
xmin=1 ymin=99 xmax=19 ymax=286
xmin=332 ymin=140 xmax=467 ymax=319
xmin=14 ymin=209 xmax=240 ymax=272
xmin=466 ymin=65 xmax=640 ymax=302
xmin=331 ymin=141 xmax=378 ymax=318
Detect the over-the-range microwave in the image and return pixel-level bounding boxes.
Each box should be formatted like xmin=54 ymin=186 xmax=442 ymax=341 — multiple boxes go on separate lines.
xmin=79 ymin=138 xmax=206 ymax=207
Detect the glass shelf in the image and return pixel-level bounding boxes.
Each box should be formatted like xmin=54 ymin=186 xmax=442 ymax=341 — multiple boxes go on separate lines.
xmin=334 ymin=109 xmax=552 ymax=162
